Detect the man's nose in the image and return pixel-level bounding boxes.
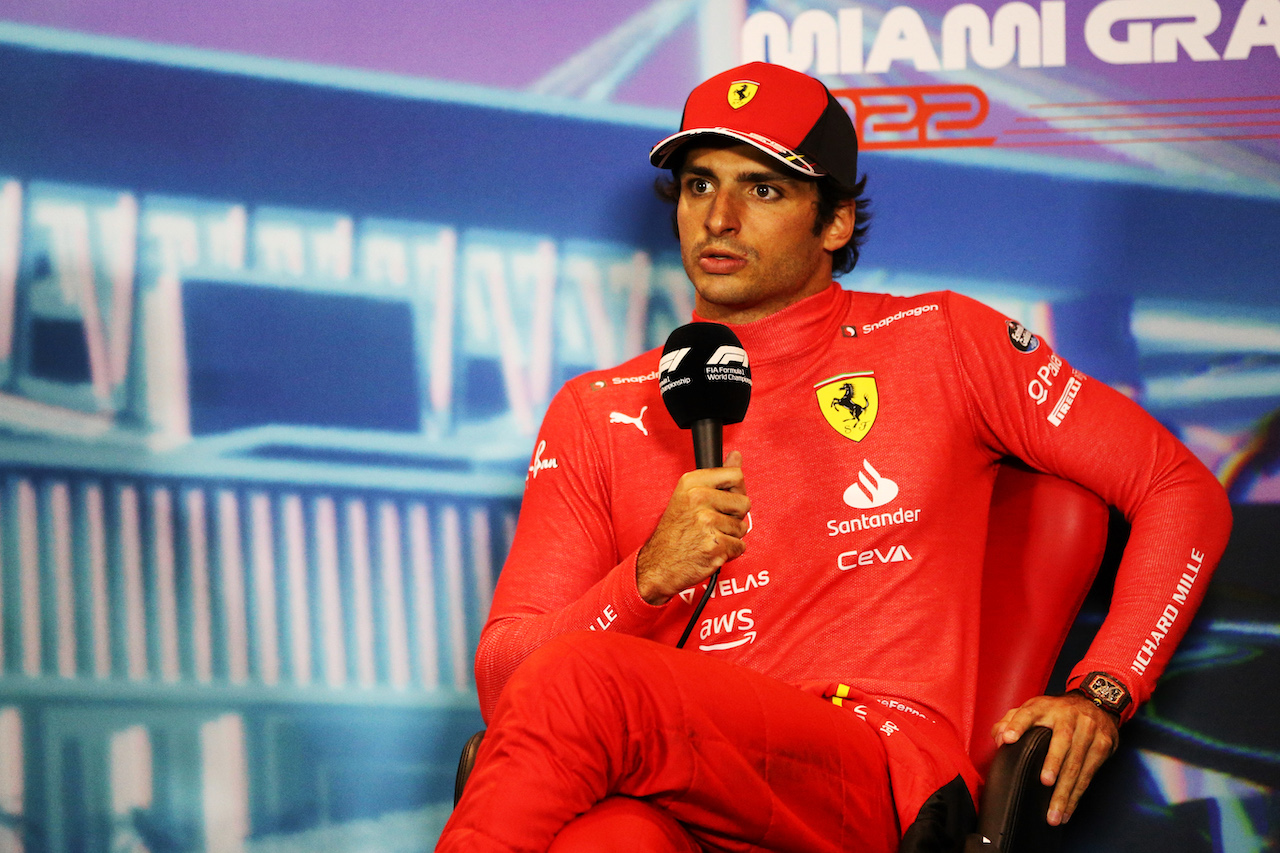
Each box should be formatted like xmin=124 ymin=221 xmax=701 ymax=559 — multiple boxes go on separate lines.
xmin=705 ymin=192 xmax=740 ymax=235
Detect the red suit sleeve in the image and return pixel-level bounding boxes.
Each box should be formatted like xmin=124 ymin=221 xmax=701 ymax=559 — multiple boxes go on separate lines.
xmin=944 ymin=293 xmax=1232 ymax=721
xmin=473 ymin=380 xmax=665 ymax=721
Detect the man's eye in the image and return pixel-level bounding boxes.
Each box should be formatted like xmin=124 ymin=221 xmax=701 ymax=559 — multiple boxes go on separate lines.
xmin=753 ymin=185 xmax=778 ymax=199
xmin=689 ymin=179 xmax=712 ymax=194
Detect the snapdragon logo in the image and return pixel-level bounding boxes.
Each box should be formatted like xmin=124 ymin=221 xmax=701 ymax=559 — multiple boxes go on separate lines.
xmin=862 ymin=303 xmax=939 ymax=336
xmin=843 ymin=459 xmax=899 ymax=509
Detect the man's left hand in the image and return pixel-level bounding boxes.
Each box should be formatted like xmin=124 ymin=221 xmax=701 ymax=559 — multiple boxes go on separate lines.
xmin=991 ymin=692 xmax=1120 ymax=826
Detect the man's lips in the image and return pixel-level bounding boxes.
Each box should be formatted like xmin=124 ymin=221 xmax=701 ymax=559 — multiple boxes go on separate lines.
xmin=698 ymin=248 xmax=747 ymax=275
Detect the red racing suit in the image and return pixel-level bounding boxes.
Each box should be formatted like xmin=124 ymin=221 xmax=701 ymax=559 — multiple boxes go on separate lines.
xmin=465 ymin=283 xmax=1232 ymax=846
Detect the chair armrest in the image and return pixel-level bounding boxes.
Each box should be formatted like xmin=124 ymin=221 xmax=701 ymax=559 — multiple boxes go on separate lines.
xmin=454 ymin=730 xmax=486 ymax=807
xmin=968 ymin=726 xmax=1064 ymax=853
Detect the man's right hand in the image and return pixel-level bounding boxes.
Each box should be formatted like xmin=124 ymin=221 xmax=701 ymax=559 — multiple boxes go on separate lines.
xmin=636 ymin=450 xmax=751 ymax=605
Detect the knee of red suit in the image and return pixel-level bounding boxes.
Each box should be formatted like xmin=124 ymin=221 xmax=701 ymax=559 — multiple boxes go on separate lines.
xmin=548 ymin=797 xmax=701 ymax=853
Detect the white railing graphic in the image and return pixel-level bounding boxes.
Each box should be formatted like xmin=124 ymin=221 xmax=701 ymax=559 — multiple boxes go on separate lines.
xmin=0 ymin=471 xmax=517 ymax=698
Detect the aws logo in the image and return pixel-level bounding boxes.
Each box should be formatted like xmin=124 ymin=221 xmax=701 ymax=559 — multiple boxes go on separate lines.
xmin=698 ymin=608 xmax=756 ymax=651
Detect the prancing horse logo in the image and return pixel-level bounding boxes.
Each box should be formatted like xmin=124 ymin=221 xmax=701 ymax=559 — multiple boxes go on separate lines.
xmin=727 ymin=80 xmax=759 ymax=109
xmin=814 ymin=373 xmax=879 ymax=442
xmin=831 ymin=383 xmax=869 ymax=422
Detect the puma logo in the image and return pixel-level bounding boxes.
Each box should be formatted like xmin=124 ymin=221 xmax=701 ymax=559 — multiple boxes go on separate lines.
xmin=609 ymin=406 xmax=648 ymax=435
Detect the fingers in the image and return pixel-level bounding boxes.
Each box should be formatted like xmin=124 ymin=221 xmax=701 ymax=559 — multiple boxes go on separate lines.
xmin=680 ymin=480 xmax=750 ymax=560
xmin=991 ymin=705 xmax=1029 ymax=745
xmin=692 ymin=504 xmax=750 ymax=543
xmin=1045 ymin=713 xmax=1117 ymax=825
xmin=1039 ymin=713 xmax=1075 ymax=787
xmin=691 ymin=481 xmax=751 ymax=518
xmin=991 ymin=711 xmax=1010 ymax=741
xmin=990 ymin=694 xmax=1118 ymax=826
xmin=679 ymin=455 xmax=748 ymax=502
xmin=698 ymin=525 xmax=746 ymax=569
xmin=674 ymin=454 xmax=750 ymax=523
xmin=636 ymin=452 xmax=750 ymax=604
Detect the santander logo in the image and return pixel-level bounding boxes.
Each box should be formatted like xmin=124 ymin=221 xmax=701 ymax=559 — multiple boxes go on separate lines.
xmin=843 ymin=459 xmax=899 ymax=509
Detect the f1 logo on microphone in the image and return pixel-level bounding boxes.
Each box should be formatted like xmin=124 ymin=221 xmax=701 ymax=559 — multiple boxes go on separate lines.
xmin=708 ymin=346 xmax=749 ymax=367
xmin=660 ymin=347 xmax=691 ymax=377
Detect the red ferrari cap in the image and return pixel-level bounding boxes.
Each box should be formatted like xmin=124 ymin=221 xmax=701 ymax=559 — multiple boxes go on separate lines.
xmin=649 ymin=62 xmax=859 ymax=188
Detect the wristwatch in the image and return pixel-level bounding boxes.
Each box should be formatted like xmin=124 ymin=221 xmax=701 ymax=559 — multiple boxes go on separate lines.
xmin=1072 ymin=671 xmax=1131 ymax=720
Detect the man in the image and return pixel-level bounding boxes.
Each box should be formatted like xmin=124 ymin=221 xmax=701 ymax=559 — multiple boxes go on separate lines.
xmin=437 ymin=62 xmax=1232 ymax=852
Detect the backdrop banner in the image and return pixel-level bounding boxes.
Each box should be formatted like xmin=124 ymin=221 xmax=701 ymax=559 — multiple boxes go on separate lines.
xmin=0 ymin=2 xmax=1277 ymax=851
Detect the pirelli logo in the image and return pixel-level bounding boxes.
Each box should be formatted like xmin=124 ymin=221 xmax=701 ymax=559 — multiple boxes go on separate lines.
xmin=1048 ymin=376 xmax=1083 ymax=426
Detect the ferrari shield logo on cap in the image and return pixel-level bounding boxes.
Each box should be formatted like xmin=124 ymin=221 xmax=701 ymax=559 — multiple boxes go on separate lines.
xmin=815 ymin=373 xmax=878 ymax=441
xmin=727 ymin=80 xmax=759 ymax=109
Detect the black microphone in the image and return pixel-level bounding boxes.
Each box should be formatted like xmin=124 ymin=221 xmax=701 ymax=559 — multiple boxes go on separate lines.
xmin=659 ymin=322 xmax=752 ymax=649
xmin=659 ymin=322 xmax=752 ymax=469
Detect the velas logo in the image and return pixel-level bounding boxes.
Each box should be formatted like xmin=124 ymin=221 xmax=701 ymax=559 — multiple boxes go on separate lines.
xmin=815 ymin=372 xmax=878 ymax=441
xmin=677 ymin=569 xmax=770 ymax=605
xmin=728 ymin=80 xmax=759 ymax=109
xmin=843 ymin=459 xmax=899 ymax=509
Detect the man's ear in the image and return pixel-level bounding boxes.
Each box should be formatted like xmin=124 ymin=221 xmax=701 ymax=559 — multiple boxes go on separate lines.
xmin=822 ymin=200 xmax=856 ymax=252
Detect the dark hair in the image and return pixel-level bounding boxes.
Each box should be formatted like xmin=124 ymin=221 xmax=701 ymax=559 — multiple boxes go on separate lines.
xmin=654 ymin=165 xmax=872 ymax=276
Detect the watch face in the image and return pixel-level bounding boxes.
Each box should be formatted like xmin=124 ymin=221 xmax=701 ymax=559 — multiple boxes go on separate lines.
xmin=1085 ymin=672 xmax=1131 ymax=712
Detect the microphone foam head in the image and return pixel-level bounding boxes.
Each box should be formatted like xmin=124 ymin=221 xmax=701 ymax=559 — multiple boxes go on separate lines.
xmin=659 ymin=322 xmax=752 ymax=428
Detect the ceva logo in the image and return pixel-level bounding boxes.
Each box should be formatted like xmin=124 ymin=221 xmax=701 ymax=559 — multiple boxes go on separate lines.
xmin=838 ymin=544 xmax=914 ymax=571
xmin=843 ymin=459 xmax=899 ymax=509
